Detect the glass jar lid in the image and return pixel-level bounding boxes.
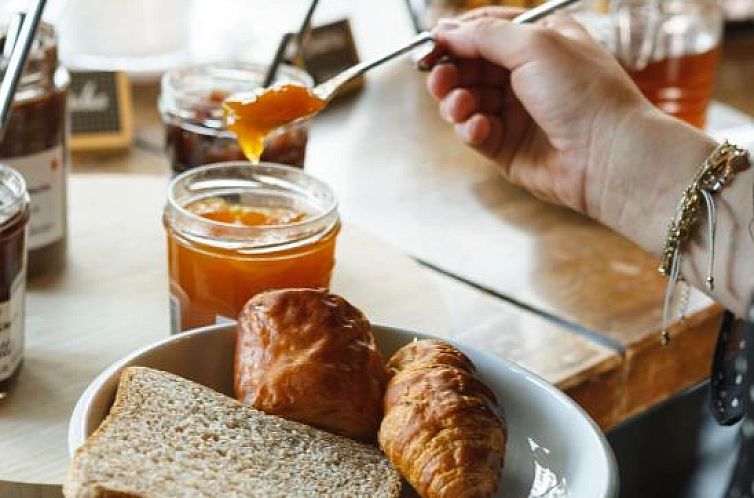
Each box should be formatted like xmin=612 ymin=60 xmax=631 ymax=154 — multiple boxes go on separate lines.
xmin=0 ymin=164 xmax=29 ymax=227
xmin=165 ymin=162 xmax=339 ymax=253
xmin=159 ymin=62 xmax=314 ymax=130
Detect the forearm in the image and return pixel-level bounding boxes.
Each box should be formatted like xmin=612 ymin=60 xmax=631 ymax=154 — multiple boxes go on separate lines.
xmin=589 ymin=109 xmax=754 ymax=316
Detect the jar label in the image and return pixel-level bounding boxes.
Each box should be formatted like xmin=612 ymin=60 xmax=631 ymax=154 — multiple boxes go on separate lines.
xmin=4 ymin=146 xmax=65 ymax=250
xmin=0 ymin=271 xmax=25 ymax=382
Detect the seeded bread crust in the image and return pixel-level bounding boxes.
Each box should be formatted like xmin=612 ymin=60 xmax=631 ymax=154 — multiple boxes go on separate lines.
xmin=65 ymin=367 xmax=402 ymax=498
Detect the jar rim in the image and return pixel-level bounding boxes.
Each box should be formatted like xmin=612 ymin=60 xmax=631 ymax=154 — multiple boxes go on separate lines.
xmin=159 ymin=62 xmax=314 ymax=130
xmin=0 ymin=165 xmax=29 ymax=226
xmin=165 ymin=162 xmax=339 ymax=251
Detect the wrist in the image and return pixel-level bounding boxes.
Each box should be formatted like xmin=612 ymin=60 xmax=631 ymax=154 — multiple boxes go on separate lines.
xmin=585 ymin=108 xmax=717 ymax=255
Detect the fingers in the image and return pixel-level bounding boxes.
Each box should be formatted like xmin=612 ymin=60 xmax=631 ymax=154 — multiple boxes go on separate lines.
xmin=427 ymin=63 xmax=457 ymax=100
xmin=440 ymin=88 xmax=476 ymax=122
xmin=543 ymin=12 xmax=593 ymax=42
xmin=454 ymin=113 xmax=505 ymax=158
xmin=416 ymin=7 xmax=523 ymax=71
xmin=433 ymin=17 xmax=543 ymax=71
xmin=456 ymin=6 xmax=524 ymax=21
xmin=432 ymin=12 xmax=594 ymax=72
xmin=455 ymin=113 xmax=491 ymax=146
xmin=427 ymin=59 xmax=509 ymax=100
xmin=438 ymin=87 xmax=505 ymax=123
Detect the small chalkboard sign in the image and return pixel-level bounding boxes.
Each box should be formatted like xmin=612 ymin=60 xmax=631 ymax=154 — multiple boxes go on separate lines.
xmin=68 ymin=71 xmax=133 ymax=152
xmin=300 ymin=19 xmax=363 ymax=96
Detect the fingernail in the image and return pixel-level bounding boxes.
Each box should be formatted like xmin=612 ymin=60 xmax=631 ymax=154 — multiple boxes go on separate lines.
xmin=437 ymin=18 xmax=460 ymax=31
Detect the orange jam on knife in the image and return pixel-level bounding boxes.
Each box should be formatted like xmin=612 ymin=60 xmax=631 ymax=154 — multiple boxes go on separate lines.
xmin=165 ymin=163 xmax=340 ymax=333
xmin=223 ymin=84 xmax=326 ymax=163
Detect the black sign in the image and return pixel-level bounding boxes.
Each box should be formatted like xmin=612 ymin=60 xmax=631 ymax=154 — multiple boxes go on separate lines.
xmin=68 ymin=70 xmax=132 ymax=151
xmin=301 ymin=19 xmax=362 ymax=95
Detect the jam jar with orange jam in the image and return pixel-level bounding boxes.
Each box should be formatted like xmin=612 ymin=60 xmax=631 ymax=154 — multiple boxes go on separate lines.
xmin=164 ymin=162 xmax=340 ymax=333
xmin=0 ymin=166 xmax=29 ymax=397
xmin=159 ymin=63 xmax=315 ymax=175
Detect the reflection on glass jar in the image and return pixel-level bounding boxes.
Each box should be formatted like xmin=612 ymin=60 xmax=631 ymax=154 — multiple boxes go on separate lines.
xmin=159 ymin=63 xmax=315 ymax=175
xmin=0 ymin=21 xmax=70 ymax=278
xmin=163 ymin=162 xmax=340 ymax=333
xmin=0 ymin=165 xmax=29 ymax=398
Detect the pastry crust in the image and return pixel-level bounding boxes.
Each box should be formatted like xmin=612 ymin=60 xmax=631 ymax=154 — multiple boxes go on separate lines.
xmin=234 ymin=288 xmax=387 ymax=443
xmin=379 ymin=340 xmax=507 ymax=498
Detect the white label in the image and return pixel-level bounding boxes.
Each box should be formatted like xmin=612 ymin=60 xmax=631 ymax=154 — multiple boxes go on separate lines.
xmin=0 ymin=271 xmax=25 ymax=382
xmin=3 ymin=146 xmax=65 ymax=249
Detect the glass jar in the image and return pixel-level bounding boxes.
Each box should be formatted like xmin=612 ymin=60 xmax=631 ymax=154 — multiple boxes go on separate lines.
xmin=159 ymin=63 xmax=315 ymax=175
xmin=164 ymin=162 xmax=340 ymax=333
xmin=0 ymin=21 xmax=70 ymax=278
xmin=577 ymin=0 xmax=723 ymax=129
xmin=0 ymin=165 xmax=29 ymax=398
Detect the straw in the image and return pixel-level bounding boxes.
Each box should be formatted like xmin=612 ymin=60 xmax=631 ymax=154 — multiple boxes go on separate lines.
xmin=262 ymin=0 xmax=320 ymax=87
xmin=0 ymin=0 xmax=47 ymax=142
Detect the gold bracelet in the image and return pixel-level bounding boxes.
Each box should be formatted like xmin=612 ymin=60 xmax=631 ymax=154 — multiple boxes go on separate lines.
xmin=659 ymin=140 xmax=751 ymax=345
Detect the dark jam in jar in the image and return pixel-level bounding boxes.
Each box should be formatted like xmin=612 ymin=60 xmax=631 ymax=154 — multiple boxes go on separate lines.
xmin=160 ymin=63 xmax=314 ymax=175
xmin=0 ymin=166 xmax=29 ymax=398
xmin=0 ymin=22 xmax=69 ymax=278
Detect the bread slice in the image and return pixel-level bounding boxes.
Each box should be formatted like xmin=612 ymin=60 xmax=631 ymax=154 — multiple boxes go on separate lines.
xmin=65 ymin=367 xmax=402 ymax=498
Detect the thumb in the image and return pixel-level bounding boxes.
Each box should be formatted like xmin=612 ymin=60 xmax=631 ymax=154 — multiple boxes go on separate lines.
xmin=433 ymin=17 xmax=555 ymax=72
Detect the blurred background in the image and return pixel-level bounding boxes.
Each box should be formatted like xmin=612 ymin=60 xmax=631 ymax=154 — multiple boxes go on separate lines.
xmin=0 ymin=0 xmax=358 ymax=79
xmin=0 ymin=0 xmax=751 ymax=80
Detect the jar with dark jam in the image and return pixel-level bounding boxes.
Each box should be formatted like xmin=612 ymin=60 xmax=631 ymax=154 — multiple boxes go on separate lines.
xmin=0 ymin=21 xmax=70 ymax=278
xmin=159 ymin=63 xmax=314 ymax=175
xmin=0 ymin=166 xmax=29 ymax=398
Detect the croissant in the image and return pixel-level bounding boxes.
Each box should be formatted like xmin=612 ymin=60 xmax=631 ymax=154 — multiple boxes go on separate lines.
xmin=378 ymin=339 xmax=507 ymax=498
xmin=234 ymin=288 xmax=387 ymax=443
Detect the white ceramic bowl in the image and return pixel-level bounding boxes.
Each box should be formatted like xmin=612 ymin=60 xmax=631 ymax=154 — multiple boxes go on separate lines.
xmin=69 ymin=324 xmax=618 ymax=498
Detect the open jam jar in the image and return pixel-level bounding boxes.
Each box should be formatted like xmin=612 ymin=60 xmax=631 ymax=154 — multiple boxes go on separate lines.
xmin=0 ymin=165 xmax=29 ymax=398
xmin=163 ymin=162 xmax=340 ymax=333
xmin=159 ymin=63 xmax=315 ymax=174
xmin=0 ymin=21 xmax=69 ymax=278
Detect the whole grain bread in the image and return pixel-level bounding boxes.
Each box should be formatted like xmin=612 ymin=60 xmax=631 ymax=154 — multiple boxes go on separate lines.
xmin=64 ymin=367 xmax=402 ymax=498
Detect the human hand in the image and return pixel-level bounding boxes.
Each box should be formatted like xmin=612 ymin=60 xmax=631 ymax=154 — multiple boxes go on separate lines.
xmin=425 ymin=8 xmax=654 ymax=215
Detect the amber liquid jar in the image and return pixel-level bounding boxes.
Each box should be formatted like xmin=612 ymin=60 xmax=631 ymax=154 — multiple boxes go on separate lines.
xmin=163 ymin=162 xmax=340 ymax=333
xmin=0 ymin=166 xmax=29 ymax=398
xmin=616 ymin=0 xmax=723 ymax=129
xmin=0 ymin=22 xmax=70 ymax=278
xmin=159 ymin=63 xmax=315 ymax=175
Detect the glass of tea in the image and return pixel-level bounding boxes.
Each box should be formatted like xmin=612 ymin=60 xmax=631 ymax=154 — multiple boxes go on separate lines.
xmin=163 ymin=162 xmax=340 ymax=334
xmin=609 ymin=0 xmax=723 ymax=129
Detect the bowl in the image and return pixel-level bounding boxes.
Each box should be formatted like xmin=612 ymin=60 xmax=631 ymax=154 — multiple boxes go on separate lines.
xmin=69 ymin=323 xmax=618 ymax=498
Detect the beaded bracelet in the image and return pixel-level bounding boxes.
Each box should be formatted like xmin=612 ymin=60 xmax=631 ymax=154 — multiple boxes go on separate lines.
xmin=659 ymin=140 xmax=751 ymax=345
